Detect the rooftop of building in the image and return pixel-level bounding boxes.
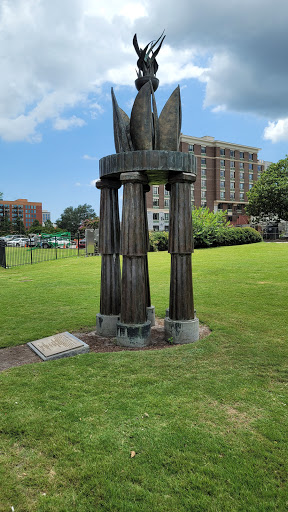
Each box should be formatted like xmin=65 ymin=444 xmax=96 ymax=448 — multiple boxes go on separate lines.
xmin=180 ymin=134 xmax=261 ymax=152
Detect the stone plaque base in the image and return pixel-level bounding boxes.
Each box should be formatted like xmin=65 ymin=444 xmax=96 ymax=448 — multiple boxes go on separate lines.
xmin=27 ymin=332 xmax=89 ymax=361
xmin=164 ymin=317 xmax=199 ymax=344
xmin=96 ymin=313 xmax=120 ymax=337
xmin=116 ymin=320 xmax=151 ymax=347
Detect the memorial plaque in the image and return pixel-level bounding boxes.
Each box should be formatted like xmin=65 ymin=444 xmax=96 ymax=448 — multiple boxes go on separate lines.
xmin=27 ymin=332 xmax=89 ymax=361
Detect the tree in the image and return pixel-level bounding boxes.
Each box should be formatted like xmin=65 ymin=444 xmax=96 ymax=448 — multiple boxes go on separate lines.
xmin=13 ymin=216 xmax=26 ymax=235
xmin=246 ymin=157 xmax=288 ymax=221
xmin=56 ymin=204 xmax=97 ymax=234
xmin=0 ymin=215 xmax=12 ymax=236
xmin=43 ymin=219 xmax=57 ymax=234
xmin=28 ymin=219 xmax=44 ymax=234
xmin=0 ymin=192 xmax=3 ymax=200
xmin=79 ymin=217 xmax=99 ymax=232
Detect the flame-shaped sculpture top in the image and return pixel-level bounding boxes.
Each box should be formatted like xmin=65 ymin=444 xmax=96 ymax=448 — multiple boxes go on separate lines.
xmin=133 ymin=31 xmax=165 ymax=78
xmin=111 ymin=32 xmax=181 ymax=155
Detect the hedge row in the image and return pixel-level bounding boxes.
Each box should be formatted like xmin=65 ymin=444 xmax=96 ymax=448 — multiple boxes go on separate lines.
xmin=148 ymin=227 xmax=262 ymax=251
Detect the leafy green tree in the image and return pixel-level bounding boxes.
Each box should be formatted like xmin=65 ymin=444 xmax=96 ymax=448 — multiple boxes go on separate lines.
xmin=0 ymin=192 xmax=3 ymax=200
xmin=28 ymin=220 xmax=44 ymax=234
xmin=246 ymin=157 xmax=288 ymax=221
xmin=0 ymin=215 xmax=12 ymax=236
xmin=13 ymin=217 xmax=26 ymax=235
xmin=79 ymin=217 xmax=99 ymax=232
xmin=56 ymin=204 xmax=97 ymax=234
xmin=43 ymin=219 xmax=57 ymax=233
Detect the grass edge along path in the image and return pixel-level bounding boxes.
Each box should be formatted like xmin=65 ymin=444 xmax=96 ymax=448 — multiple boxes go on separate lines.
xmin=0 ymin=243 xmax=287 ymax=511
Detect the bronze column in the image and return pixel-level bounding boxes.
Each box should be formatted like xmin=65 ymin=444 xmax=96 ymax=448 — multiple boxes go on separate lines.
xmin=164 ymin=172 xmax=199 ymax=343
xmin=143 ymin=183 xmax=155 ymax=326
xmin=96 ymin=178 xmax=121 ymax=336
xmin=116 ymin=171 xmax=151 ymax=346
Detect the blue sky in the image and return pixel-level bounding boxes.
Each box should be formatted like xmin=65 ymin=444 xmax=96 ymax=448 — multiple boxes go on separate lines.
xmin=1 ymin=0 xmax=288 ymax=222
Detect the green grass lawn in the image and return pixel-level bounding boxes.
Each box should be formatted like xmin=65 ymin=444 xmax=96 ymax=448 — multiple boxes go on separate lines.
xmin=0 ymin=243 xmax=288 ymax=511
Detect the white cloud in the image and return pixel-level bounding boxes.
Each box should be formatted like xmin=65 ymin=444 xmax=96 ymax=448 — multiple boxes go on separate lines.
xmin=90 ymin=179 xmax=98 ymax=187
xmin=83 ymin=154 xmax=98 ymax=160
xmin=53 ymin=116 xmax=86 ymax=130
xmin=0 ymin=0 xmax=288 ymax=142
xmin=211 ymin=105 xmax=227 ymax=113
xmin=75 ymin=182 xmax=81 ymax=186
xmin=119 ymin=2 xmax=148 ymax=23
xmin=263 ymin=119 xmax=288 ymax=143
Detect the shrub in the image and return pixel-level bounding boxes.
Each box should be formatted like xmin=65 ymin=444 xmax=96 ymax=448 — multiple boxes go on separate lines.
xmin=148 ymin=209 xmax=262 ymax=251
xmin=192 ymin=207 xmax=229 ymax=248
xmin=149 ymin=231 xmax=169 ymax=251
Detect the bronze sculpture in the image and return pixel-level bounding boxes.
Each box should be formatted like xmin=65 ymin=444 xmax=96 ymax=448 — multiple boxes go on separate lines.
xmin=96 ymin=34 xmax=199 ymax=346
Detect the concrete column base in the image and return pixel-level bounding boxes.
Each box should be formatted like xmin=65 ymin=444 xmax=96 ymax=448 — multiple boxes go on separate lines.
xmin=116 ymin=320 xmax=151 ymax=347
xmin=147 ymin=305 xmax=155 ymax=327
xmin=96 ymin=313 xmax=120 ymax=337
xmin=164 ymin=317 xmax=199 ymax=344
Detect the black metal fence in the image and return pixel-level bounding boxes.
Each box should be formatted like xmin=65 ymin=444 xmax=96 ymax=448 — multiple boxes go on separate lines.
xmin=262 ymin=226 xmax=279 ymax=240
xmin=0 ymin=237 xmax=86 ymax=268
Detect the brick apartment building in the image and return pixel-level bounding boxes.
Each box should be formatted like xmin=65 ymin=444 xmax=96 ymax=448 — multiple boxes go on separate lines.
xmin=0 ymin=198 xmax=42 ymax=230
xmin=147 ymin=134 xmax=264 ymax=231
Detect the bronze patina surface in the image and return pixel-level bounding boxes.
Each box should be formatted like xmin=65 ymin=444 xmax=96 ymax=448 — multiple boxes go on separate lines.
xmin=99 ymin=150 xmax=197 ymax=184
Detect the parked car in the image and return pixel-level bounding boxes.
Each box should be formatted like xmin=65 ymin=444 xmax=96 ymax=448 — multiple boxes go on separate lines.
xmin=78 ymin=239 xmax=86 ymax=248
xmin=7 ymin=237 xmax=29 ymax=247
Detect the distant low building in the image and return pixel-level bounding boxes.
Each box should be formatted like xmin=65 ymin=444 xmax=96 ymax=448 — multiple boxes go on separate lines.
xmin=146 ymin=134 xmax=265 ymax=230
xmin=42 ymin=210 xmax=51 ymax=224
xmin=0 ymin=198 xmax=42 ymax=230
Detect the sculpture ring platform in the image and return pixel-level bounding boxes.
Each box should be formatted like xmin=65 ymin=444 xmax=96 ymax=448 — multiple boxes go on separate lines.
xmin=99 ymin=150 xmax=197 ymax=185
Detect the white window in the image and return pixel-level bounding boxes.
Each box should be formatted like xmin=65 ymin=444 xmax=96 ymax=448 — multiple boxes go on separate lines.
xmin=220 ymin=159 xmax=225 ymax=167
xmin=188 ymin=144 xmax=194 ymax=152
xmin=249 ymin=173 xmax=253 ymax=181
xmin=249 ymin=163 xmax=253 ymax=171
xmin=249 ymin=153 xmax=253 ymax=161
xmin=240 ymin=192 xmax=244 ymax=200
xmin=240 ymin=151 xmax=244 ymax=159
xmin=201 ymin=179 xmax=206 ymax=188
xmin=230 ymin=191 xmax=235 ymax=199
xmin=220 ymin=180 xmax=225 ymax=188
xmin=220 ymin=191 xmax=225 ymax=199
xmin=230 ymin=161 xmax=235 ymax=168
xmin=153 ymin=199 xmax=159 ymax=208
xmin=201 ymin=158 xmax=206 ymax=166
xmin=201 ymin=168 xmax=206 ymax=176
xmin=201 ymin=146 xmax=206 ymax=155
xmin=240 ymin=171 xmax=244 ymax=180
xmin=220 ymin=148 xmax=225 ymax=156
xmin=201 ymin=190 xmax=206 ymax=198
xmin=153 ymin=213 xmax=159 ymax=220
xmin=164 ymin=213 xmax=169 ymax=221
xmin=164 ymin=189 xmax=170 ymax=196
xmin=240 ymin=183 xmax=244 ymax=190
xmin=164 ymin=199 xmax=170 ymax=208
xmin=230 ymin=171 xmax=235 ymax=179
xmin=220 ymin=170 xmax=225 ymax=178
xmin=230 ymin=182 xmax=235 ymax=189
xmin=230 ymin=150 xmax=235 ymax=158
xmin=153 ymin=186 xmax=159 ymax=195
